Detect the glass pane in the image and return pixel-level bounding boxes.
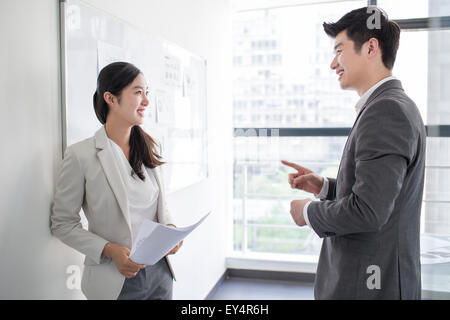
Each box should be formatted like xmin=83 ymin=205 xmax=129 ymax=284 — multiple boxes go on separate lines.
xmin=391 ymin=29 xmax=450 ymax=125
xmin=232 ymin=1 xmax=367 ymax=128
xmin=424 ymin=202 xmax=450 ymax=235
xmin=233 ymin=164 xmax=245 ymax=198
xmin=377 ymin=0 xmax=429 ymax=19
xmin=424 ymin=137 xmax=450 ymax=235
xmin=233 ymin=136 xmax=345 ymax=255
xmin=425 ymin=168 xmax=450 ymax=202
xmin=378 ymin=0 xmax=450 ymax=19
xmin=394 ymin=30 xmax=428 ymax=123
xmin=421 ymin=222 xmax=450 ymax=296
xmin=422 ymin=134 xmax=450 ymax=297
xmin=233 ymin=221 xmax=244 ymax=251
xmin=233 ymin=136 xmax=344 ymax=195
xmin=426 ymin=138 xmax=450 ymax=167
xmin=246 ymin=224 xmax=322 ymax=255
xmin=427 ymin=30 xmax=450 ymax=125
xmin=422 ymin=258 xmax=450 ymax=297
xmin=245 ymin=197 xmax=291 ymax=223
xmin=234 ymin=136 xmax=347 ymax=163
xmin=422 ymin=134 xmax=450 ymax=296
xmin=233 ymin=177 xmax=244 ymax=251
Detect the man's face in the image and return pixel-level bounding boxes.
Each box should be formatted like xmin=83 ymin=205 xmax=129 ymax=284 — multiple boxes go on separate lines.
xmin=330 ymin=30 xmax=366 ymax=91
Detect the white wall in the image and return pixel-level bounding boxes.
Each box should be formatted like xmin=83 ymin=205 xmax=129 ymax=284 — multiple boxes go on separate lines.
xmin=0 ymin=0 xmax=85 ymax=299
xmin=0 ymin=0 xmax=232 ymax=299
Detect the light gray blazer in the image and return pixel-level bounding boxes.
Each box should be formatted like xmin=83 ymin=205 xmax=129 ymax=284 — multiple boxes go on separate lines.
xmin=308 ymin=80 xmax=426 ymax=299
xmin=50 ymin=126 xmax=176 ymax=300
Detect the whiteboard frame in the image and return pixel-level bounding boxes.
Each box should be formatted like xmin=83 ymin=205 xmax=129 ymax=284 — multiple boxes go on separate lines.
xmin=59 ymin=0 xmax=69 ymax=155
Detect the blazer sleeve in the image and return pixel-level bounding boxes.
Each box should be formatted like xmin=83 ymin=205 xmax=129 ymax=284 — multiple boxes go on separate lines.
xmin=50 ymin=146 xmax=109 ymax=264
xmin=307 ymin=99 xmax=417 ymax=238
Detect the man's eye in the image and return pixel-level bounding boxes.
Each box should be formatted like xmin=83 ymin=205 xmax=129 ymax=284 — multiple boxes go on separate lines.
xmin=145 ymin=91 xmax=149 ymax=96
xmin=136 ymin=91 xmax=142 ymax=94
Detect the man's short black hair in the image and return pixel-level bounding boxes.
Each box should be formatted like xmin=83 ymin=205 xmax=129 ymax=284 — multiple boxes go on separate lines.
xmin=323 ymin=7 xmax=400 ymax=70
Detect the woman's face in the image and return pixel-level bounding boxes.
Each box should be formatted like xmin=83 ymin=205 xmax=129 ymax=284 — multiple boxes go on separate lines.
xmin=106 ymin=73 xmax=149 ymax=126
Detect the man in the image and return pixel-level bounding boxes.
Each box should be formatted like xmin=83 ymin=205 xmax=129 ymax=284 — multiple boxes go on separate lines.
xmin=282 ymin=7 xmax=426 ymax=299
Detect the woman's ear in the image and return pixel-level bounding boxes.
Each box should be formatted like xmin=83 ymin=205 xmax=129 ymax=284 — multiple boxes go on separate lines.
xmin=103 ymin=91 xmax=115 ymax=106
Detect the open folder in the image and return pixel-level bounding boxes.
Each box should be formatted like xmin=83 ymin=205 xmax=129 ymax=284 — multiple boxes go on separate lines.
xmin=130 ymin=212 xmax=210 ymax=265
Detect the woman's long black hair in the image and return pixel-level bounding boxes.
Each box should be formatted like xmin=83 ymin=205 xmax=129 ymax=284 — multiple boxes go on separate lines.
xmin=93 ymin=61 xmax=164 ymax=181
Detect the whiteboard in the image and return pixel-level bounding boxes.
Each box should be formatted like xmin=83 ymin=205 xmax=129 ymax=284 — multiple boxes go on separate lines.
xmin=60 ymin=0 xmax=208 ymax=193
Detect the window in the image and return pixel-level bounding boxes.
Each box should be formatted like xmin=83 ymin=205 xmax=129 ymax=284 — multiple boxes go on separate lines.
xmin=232 ymin=0 xmax=367 ymax=258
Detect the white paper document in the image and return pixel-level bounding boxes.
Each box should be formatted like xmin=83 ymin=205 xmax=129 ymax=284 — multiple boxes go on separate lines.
xmin=130 ymin=212 xmax=210 ymax=265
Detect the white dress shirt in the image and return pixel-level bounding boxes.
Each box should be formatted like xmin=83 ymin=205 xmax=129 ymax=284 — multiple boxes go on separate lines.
xmin=303 ymin=75 xmax=397 ymax=231
xmin=108 ymin=138 xmax=159 ymax=245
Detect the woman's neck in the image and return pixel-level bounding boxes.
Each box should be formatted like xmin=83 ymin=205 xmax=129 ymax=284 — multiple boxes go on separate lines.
xmin=105 ymin=119 xmax=132 ymax=149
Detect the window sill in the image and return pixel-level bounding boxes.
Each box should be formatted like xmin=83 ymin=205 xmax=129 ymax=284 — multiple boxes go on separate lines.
xmin=226 ymin=251 xmax=318 ymax=274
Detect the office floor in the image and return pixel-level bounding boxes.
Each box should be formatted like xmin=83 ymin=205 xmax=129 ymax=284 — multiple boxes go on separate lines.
xmin=206 ymin=277 xmax=315 ymax=300
xmin=207 ymin=276 xmax=450 ymax=300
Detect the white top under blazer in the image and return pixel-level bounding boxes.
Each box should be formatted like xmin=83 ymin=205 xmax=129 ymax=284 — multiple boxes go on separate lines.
xmin=50 ymin=126 xmax=176 ymax=300
xmin=108 ymin=137 xmax=159 ymax=244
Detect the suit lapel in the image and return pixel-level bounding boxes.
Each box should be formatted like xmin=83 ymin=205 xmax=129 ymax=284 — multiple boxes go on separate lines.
xmin=95 ymin=126 xmax=131 ymax=229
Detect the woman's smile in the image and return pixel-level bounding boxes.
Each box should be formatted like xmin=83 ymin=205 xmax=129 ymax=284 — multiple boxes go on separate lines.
xmin=137 ymin=107 xmax=146 ymax=118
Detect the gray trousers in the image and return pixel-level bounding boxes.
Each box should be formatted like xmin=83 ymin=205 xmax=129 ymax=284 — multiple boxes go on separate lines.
xmin=117 ymin=258 xmax=173 ymax=300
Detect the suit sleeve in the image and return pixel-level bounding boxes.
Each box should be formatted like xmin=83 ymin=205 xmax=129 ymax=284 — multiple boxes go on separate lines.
xmin=50 ymin=146 xmax=109 ymax=264
xmin=307 ymin=99 xmax=417 ymax=238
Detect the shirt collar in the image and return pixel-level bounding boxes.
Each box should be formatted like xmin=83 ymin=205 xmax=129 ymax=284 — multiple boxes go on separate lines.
xmin=355 ymin=75 xmax=397 ymax=114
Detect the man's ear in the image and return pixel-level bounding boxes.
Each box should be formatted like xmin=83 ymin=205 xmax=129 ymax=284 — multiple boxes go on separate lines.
xmin=367 ymin=37 xmax=380 ymax=57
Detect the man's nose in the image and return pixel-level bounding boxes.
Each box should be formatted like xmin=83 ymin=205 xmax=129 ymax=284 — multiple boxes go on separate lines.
xmin=330 ymin=55 xmax=338 ymax=70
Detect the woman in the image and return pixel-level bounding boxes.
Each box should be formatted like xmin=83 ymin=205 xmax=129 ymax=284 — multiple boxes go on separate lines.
xmin=50 ymin=62 xmax=182 ymax=300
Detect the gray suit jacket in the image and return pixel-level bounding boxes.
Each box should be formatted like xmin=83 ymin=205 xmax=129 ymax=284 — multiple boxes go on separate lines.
xmin=308 ymin=79 xmax=426 ymax=299
xmin=50 ymin=126 xmax=176 ymax=300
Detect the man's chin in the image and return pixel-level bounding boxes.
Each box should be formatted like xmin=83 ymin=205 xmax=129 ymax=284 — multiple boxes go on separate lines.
xmin=339 ymin=81 xmax=353 ymax=91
